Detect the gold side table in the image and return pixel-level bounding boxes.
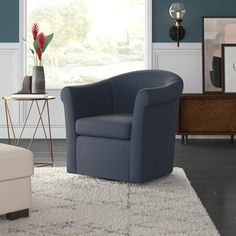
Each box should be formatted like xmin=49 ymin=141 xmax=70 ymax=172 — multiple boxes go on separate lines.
xmin=2 ymin=95 xmax=56 ymax=166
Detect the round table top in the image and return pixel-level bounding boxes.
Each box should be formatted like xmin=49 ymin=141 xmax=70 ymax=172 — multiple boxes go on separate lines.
xmin=2 ymin=95 xmax=56 ymax=101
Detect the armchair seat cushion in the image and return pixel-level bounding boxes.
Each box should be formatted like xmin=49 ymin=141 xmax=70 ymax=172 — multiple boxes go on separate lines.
xmin=76 ymin=113 xmax=132 ymax=140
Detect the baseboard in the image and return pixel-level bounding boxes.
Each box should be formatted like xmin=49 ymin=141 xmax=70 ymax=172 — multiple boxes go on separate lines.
xmin=176 ymin=134 xmax=233 ymax=140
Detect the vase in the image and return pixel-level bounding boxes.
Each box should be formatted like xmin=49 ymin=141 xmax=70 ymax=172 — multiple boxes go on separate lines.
xmin=32 ymin=66 xmax=45 ymax=94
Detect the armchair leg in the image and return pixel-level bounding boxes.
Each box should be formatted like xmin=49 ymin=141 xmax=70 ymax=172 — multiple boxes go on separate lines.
xmin=181 ymin=135 xmax=189 ymax=144
xmin=6 ymin=209 xmax=29 ymax=220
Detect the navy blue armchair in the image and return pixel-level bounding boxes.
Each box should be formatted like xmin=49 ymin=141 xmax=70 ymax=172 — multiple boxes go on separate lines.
xmin=61 ymin=70 xmax=183 ymax=183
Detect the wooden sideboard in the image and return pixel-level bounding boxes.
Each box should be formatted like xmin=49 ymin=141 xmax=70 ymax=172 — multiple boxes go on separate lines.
xmin=177 ymin=93 xmax=236 ymax=143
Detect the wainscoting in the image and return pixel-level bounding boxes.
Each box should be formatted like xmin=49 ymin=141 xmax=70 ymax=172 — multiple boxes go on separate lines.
xmin=0 ymin=43 xmax=65 ymax=138
xmin=152 ymin=43 xmax=202 ymax=93
xmin=0 ymin=42 xmax=213 ymax=139
xmin=0 ymin=43 xmax=22 ymax=138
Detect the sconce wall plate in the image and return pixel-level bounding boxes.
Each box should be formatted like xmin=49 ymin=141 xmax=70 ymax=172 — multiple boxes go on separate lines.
xmin=169 ymin=25 xmax=185 ymax=41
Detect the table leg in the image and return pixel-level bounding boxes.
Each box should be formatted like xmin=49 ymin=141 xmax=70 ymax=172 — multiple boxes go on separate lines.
xmin=4 ymin=100 xmax=11 ymax=144
xmin=31 ymin=100 xmax=53 ymax=166
xmin=3 ymin=98 xmax=54 ymax=167
xmin=46 ymin=100 xmax=53 ymax=164
xmin=4 ymin=100 xmax=17 ymax=145
xmin=17 ymin=101 xmax=34 ymax=146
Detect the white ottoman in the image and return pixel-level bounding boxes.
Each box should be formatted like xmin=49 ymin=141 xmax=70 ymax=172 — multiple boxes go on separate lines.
xmin=0 ymin=143 xmax=34 ymax=220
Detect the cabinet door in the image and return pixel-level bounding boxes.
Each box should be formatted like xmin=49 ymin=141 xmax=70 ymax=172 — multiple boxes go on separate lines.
xmin=178 ymin=96 xmax=236 ymax=134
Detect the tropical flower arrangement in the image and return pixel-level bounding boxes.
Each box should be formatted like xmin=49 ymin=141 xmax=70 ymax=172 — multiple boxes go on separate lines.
xmin=30 ymin=23 xmax=54 ymax=66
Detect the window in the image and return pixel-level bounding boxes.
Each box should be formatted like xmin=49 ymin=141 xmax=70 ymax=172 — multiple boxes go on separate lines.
xmin=26 ymin=0 xmax=150 ymax=87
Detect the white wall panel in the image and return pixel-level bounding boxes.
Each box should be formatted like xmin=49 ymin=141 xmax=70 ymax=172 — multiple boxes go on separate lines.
xmin=0 ymin=44 xmax=20 ymax=131
xmin=153 ymin=43 xmax=202 ymax=93
xmin=0 ymin=44 xmax=65 ymax=138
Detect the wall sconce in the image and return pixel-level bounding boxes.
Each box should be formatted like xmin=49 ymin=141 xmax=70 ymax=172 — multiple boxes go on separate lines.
xmin=169 ymin=2 xmax=186 ymax=47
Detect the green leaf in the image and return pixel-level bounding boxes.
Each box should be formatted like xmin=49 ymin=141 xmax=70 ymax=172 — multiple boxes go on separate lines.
xmin=33 ymin=39 xmax=39 ymax=50
xmin=42 ymin=33 xmax=54 ymax=53
xmin=23 ymin=38 xmax=35 ymax=54
xmin=30 ymin=48 xmax=35 ymax=54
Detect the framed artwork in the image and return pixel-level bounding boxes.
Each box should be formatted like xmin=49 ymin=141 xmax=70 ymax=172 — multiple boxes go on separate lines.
xmin=222 ymin=44 xmax=236 ymax=93
xmin=202 ymin=17 xmax=236 ymax=93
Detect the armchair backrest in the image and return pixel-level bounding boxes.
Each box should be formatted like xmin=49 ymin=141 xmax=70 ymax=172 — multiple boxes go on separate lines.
xmin=110 ymin=70 xmax=183 ymax=113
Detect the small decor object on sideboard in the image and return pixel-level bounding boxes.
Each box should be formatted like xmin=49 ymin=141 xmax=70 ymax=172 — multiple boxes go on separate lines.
xmin=30 ymin=23 xmax=54 ymax=94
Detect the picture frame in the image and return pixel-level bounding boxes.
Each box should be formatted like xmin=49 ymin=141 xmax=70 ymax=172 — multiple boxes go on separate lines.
xmin=222 ymin=44 xmax=236 ymax=93
xmin=202 ymin=17 xmax=236 ymax=93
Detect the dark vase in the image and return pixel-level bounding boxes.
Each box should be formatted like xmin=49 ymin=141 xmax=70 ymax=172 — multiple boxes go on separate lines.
xmin=32 ymin=66 xmax=45 ymax=94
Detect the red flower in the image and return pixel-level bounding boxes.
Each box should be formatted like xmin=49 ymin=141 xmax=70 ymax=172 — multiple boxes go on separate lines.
xmin=30 ymin=22 xmax=53 ymax=66
xmin=36 ymin=47 xmax=42 ymax=60
xmin=38 ymin=32 xmax=45 ymax=49
xmin=32 ymin=23 xmax=39 ymax=40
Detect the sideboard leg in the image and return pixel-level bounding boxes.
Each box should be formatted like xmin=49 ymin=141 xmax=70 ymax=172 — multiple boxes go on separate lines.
xmin=184 ymin=135 xmax=189 ymax=144
xmin=230 ymin=135 xmax=234 ymax=143
xmin=181 ymin=135 xmax=185 ymax=143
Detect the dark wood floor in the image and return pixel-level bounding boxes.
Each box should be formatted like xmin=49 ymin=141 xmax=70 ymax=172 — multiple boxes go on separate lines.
xmin=175 ymin=139 xmax=236 ymax=236
xmin=2 ymin=139 xmax=235 ymax=236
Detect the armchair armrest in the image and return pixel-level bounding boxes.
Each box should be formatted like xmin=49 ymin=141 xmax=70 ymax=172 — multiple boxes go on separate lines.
xmin=134 ymin=80 xmax=183 ymax=108
xmin=60 ymin=80 xmax=113 ymax=173
xmin=129 ymin=80 xmax=183 ymax=182
xmin=61 ymin=79 xmax=113 ymax=120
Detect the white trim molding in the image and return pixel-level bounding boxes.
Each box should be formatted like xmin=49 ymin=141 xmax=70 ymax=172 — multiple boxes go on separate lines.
xmin=0 ymin=47 xmax=20 ymax=128
xmin=152 ymin=42 xmax=202 ymax=49
xmin=19 ymin=0 xmax=27 ymax=81
xmin=145 ymin=0 xmax=152 ymax=69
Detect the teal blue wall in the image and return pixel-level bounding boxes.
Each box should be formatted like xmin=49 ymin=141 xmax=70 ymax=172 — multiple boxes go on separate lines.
xmin=3 ymin=0 xmax=236 ymax=43
xmin=153 ymin=0 xmax=236 ymax=42
xmin=0 ymin=0 xmax=19 ymax=42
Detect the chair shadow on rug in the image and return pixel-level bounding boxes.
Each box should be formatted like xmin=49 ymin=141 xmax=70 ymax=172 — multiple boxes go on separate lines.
xmin=61 ymin=70 xmax=183 ymax=183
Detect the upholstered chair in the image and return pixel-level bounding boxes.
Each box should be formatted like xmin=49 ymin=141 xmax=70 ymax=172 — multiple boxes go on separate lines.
xmin=61 ymin=70 xmax=183 ymax=183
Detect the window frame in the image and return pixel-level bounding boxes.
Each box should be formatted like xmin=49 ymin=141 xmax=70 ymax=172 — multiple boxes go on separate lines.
xmin=20 ymin=0 xmax=152 ymax=90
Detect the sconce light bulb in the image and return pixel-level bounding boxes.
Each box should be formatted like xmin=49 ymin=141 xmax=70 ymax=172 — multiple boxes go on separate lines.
xmin=169 ymin=2 xmax=186 ymax=20
xmin=176 ymin=11 xmax=181 ymax=20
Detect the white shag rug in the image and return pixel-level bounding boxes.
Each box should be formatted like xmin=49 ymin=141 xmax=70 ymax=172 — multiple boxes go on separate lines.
xmin=0 ymin=167 xmax=219 ymax=236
